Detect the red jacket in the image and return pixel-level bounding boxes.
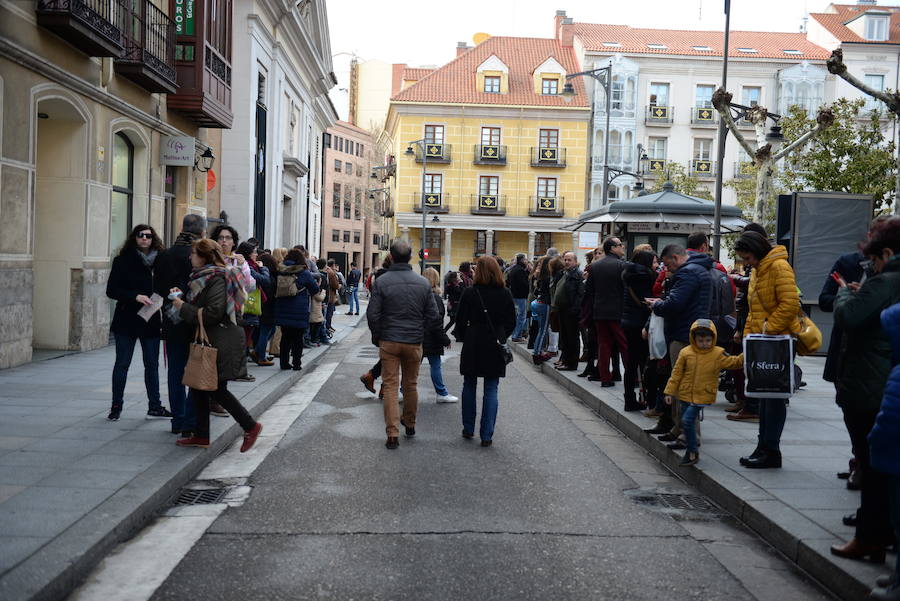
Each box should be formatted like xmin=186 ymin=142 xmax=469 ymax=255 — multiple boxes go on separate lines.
xmin=652 ymin=250 xmax=735 ymax=298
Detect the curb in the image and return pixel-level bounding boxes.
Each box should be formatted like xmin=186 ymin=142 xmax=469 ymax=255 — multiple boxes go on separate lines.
xmin=511 ymin=342 xmax=880 ymax=601
xmin=3 ymin=316 xmax=364 ymax=601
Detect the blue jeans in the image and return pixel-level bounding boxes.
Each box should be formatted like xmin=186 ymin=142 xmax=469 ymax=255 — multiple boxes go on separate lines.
xmin=531 ymin=301 xmax=549 ymax=356
xmin=348 ymin=286 xmax=360 ymax=313
xmin=512 ymin=297 xmax=527 ymax=339
xmin=426 ymin=354 xmax=449 ymax=396
xmin=758 ymin=398 xmax=787 ymax=451
xmin=462 ymin=375 xmax=500 ymax=441
xmin=165 ymin=340 xmax=196 ymax=431
xmin=680 ymin=401 xmax=702 ymax=452
xmin=112 ymin=333 xmax=161 ymax=409
xmin=254 ymin=322 xmax=276 ymax=360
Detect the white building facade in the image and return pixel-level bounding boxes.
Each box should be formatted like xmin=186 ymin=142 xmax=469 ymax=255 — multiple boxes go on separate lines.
xmin=221 ymin=0 xmax=338 ymax=253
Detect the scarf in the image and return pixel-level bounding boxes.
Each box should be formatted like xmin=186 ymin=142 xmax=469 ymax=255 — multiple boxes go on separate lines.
xmin=138 ymin=248 xmax=158 ymax=268
xmin=173 ymin=231 xmax=197 ymax=247
xmin=186 ymin=264 xmax=246 ymax=325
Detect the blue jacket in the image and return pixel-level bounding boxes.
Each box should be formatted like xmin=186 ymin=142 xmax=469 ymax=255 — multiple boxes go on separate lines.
xmin=652 ymin=252 xmax=712 ymax=344
xmin=274 ymin=261 xmax=320 ymax=329
xmin=870 ymin=302 xmax=900 ymax=476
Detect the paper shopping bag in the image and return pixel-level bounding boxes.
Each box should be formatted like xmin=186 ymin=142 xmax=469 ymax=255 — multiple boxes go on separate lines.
xmin=743 ymin=334 xmax=794 ymax=399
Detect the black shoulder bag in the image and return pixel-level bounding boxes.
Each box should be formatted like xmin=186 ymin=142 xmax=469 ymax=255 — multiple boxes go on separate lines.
xmin=475 ymin=288 xmax=513 ymax=365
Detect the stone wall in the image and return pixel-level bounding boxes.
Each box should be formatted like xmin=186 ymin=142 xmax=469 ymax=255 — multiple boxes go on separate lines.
xmin=69 ymin=266 xmax=111 ymax=352
xmin=0 ymin=264 xmax=34 ymax=369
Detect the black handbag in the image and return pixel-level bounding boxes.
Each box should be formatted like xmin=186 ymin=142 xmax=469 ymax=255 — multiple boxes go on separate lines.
xmin=475 ymin=289 xmax=513 ymax=365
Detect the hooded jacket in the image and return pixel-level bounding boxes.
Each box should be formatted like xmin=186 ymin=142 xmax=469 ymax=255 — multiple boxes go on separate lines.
xmin=664 ymin=320 xmax=744 ymax=405
xmin=743 ymin=245 xmax=801 ymax=336
xmin=834 ymin=254 xmax=900 ymax=413
xmin=652 ymin=252 xmax=713 ymax=343
xmin=273 ymin=261 xmax=320 ymax=329
xmin=870 ymin=302 xmax=900 ymax=476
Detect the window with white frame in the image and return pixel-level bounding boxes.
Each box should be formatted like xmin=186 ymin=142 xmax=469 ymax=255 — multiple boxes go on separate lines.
xmin=695 ymin=85 xmax=714 ymax=108
xmin=865 ymin=74 xmax=885 ymax=110
xmin=649 ymin=82 xmax=669 ymax=106
xmin=693 ymin=138 xmax=713 ymax=161
xmin=866 ymin=15 xmax=889 ymax=41
xmin=424 ymin=173 xmax=442 ymax=194
xmin=648 ymin=137 xmax=667 ymax=159
xmin=484 ymin=76 xmax=500 ymax=93
xmin=541 ymin=78 xmax=559 ymax=95
xmin=741 ymin=86 xmax=761 ymax=107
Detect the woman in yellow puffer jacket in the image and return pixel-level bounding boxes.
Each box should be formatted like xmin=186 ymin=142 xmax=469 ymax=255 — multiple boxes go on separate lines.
xmin=735 ymin=231 xmax=801 ymax=470
xmin=664 ymin=320 xmax=743 ymax=466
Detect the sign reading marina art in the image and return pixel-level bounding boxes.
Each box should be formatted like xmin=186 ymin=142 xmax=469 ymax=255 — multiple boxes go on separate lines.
xmin=174 ymin=0 xmax=195 ymax=35
xmin=628 ymin=222 xmax=710 ymax=234
xmin=160 ymin=136 xmax=196 ymax=166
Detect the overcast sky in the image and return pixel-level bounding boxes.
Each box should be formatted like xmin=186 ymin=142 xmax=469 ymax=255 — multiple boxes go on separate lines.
xmin=325 ymin=0 xmax=873 ymax=120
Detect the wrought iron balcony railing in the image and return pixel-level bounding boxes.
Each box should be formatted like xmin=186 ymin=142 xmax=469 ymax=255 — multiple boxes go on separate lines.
xmin=36 ymin=0 xmax=128 ymax=57
xmin=645 ymin=105 xmax=674 ymax=125
xmin=528 ymin=196 xmax=565 ymax=217
xmin=470 ymin=194 xmax=507 ymax=215
xmin=412 ymin=192 xmax=450 ymax=213
xmin=114 ymin=0 xmax=177 ymax=93
xmin=473 ymin=144 xmax=507 ymax=165
xmin=530 ymin=147 xmax=567 ymax=168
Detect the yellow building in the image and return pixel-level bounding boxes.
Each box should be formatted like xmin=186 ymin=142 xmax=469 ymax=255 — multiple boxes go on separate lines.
xmin=384 ymin=35 xmax=590 ymax=273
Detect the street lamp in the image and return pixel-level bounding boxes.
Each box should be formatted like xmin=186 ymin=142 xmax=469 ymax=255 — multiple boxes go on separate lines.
xmin=194 ymin=147 xmax=215 ymax=172
xmin=405 ymin=139 xmax=428 ymax=273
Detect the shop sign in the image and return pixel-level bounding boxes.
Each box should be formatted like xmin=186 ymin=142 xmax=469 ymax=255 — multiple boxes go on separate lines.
xmin=628 ymin=222 xmax=710 ymax=234
xmin=174 ymin=0 xmax=195 ymax=35
xmin=160 ymin=136 xmax=195 ymax=166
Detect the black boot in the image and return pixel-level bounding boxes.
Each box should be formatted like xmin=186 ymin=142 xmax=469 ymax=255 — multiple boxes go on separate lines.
xmin=743 ymin=448 xmax=782 ymax=469
xmin=623 ymin=393 xmax=642 ymax=412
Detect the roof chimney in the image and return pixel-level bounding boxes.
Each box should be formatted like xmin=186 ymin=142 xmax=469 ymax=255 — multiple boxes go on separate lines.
xmin=391 ymin=63 xmax=406 ymax=96
xmin=456 ymin=41 xmax=471 ymax=56
xmin=554 ymin=9 xmax=567 ymax=38
xmin=560 ymin=17 xmax=574 ymax=47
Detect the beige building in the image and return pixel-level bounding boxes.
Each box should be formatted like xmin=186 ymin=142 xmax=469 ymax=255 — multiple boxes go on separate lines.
xmin=321 ymin=121 xmax=384 ymax=274
xmin=0 ymin=0 xmax=233 ymax=368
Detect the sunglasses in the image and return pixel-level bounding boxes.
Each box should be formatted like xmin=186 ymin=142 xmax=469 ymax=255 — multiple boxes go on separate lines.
xmin=137 ymin=232 xmax=154 ymax=239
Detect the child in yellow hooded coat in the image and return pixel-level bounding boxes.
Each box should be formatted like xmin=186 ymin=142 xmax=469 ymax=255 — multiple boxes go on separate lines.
xmin=665 ymin=319 xmax=744 ymax=466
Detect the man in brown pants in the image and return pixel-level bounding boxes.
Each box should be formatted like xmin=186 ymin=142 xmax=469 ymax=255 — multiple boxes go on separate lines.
xmin=366 ymin=240 xmax=442 ymax=449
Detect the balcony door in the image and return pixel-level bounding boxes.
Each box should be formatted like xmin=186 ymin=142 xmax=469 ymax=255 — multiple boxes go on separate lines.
xmin=649 ymin=82 xmax=669 ymax=107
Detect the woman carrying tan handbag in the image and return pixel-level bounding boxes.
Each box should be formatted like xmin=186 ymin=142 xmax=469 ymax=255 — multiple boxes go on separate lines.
xmin=169 ymin=238 xmax=263 ymax=452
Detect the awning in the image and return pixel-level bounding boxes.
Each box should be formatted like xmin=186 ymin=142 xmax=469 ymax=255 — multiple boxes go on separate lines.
xmin=562 ymin=212 xmax=748 ymax=233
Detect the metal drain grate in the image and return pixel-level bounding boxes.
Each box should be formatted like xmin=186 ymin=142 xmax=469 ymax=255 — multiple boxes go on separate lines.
xmin=654 ymin=493 xmax=718 ymax=511
xmin=174 ymin=488 xmax=227 ymax=505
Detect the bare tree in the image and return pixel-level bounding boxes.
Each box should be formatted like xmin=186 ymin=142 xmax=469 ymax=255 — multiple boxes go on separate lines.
xmin=828 ymin=48 xmax=900 ymax=213
xmin=712 ymin=88 xmax=834 ymax=222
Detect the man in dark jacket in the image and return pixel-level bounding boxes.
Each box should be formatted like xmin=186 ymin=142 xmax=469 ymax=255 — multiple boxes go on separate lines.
xmin=346 ymin=261 xmax=362 ymax=315
xmin=507 ymin=253 xmax=530 ymax=342
xmin=154 ymin=214 xmax=205 ymax=434
xmin=367 ymin=240 xmax=442 ymax=449
xmin=552 ymin=251 xmax=584 ymax=371
xmin=585 ymin=237 xmax=628 ymax=389
xmin=819 ymin=251 xmax=867 ymax=383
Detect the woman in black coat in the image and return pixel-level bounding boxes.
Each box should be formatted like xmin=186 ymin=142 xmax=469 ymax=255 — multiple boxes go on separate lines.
xmin=621 ymin=250 xmax=658 ymax=409
xmin=253 ymin=252 xmax=279 ymax=365
xmin=453 ymin=256 xmax=516 ymax=446
xmin=423 ymin=268 xmax=456 ymax=403
xmin=105 ymin=224 xmax=169 ymax=421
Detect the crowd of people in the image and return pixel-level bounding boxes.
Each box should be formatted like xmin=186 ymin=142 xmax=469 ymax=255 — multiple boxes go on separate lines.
xmin=104 ymin=214 xmax=359 ymax=452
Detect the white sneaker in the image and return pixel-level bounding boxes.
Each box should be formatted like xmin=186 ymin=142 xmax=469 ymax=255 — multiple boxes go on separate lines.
xmin=436 ymin=394 xmax=458 ymax=403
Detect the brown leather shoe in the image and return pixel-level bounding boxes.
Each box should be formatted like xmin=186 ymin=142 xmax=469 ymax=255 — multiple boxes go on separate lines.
xmin=726 ymin=410 xmax=759 ymax=423
xmin=385 ymin=436 xmax=399 ymax=449
xmin=210 ymin=403 xmax=229 ymax=417
xmin=255 ymin=359 xmax=274 ymax=366
xmin=360 ymin=371 xmax=376 ymax=393
xmin=830 ymin=538 xmax=886 ymax=563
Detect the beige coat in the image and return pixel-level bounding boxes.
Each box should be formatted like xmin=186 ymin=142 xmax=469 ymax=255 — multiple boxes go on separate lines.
xmin=309 ymin=289 xmax=326 ymax=324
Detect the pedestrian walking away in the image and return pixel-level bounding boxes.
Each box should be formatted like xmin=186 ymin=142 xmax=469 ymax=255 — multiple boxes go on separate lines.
xmin=452 ymin=255 xmax=516 ymax=446
xmin=507 ymin=253 xmax=530 ymax=342
xmin=366 ymin=240 xmax=442 ymax=449
xmin=105 ymin=224 xmax=170 ymax=422
xmin=423 ymin=268 xmax=458 ymax=403
xmin=167 ymin=238 xmax=263 ymax=452
xmin=346 ymin=261 xmax=362 ymax=315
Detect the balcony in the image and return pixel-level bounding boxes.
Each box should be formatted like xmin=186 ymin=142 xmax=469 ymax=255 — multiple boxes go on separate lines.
xmin=114 ymin=1 xmax=177 ymax=93
xmin=691 ymin=106 xmax=718 ymax=127
xmin=473 ymin=144 xmax=507 ymax=165
xmin=645 ymin=105 xmax=674 ymax=125
xmin=36 ymin=0 xmax=127 ymax=57
xmin=528 ymin=196 xmax=565 ymax=217
xmin=690 ymin=159 xmax=716 ymax=179
xmin=470 ymin=194 xmax=507 ymax=216
xmin=530 ymin=147 xmax=567 ymax=168
xmin=734 ymin=161 xmax=754 ymax=179
xmin=412 ymin=192 xmax=450 ymax=214
xmin=412 ymin=143 xmax=452 ymax=164
xmin=646 ymin=158 xmax=667 ymax=175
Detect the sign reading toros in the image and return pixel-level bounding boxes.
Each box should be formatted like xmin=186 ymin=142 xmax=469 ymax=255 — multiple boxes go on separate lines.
xmin=160 ymin=136 xmax=196 ymax=166
xmin=174 ymin=0 xmax=195 ymax=35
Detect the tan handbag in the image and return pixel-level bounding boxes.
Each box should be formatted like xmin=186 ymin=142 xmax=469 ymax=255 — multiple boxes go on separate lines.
xmin=182 ymin=308 xmax=218 ymax=391
xmin=795 ymin=309 xmax=823 ymax=356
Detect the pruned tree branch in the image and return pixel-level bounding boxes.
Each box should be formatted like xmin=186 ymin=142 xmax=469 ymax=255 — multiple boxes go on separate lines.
xmin=712 ymin=88 xmax=756 ymax=158
xmin=828 ymin=49 xmax=900 ymax=113
xmin=774 ymin=107 xmax=835 ymax=160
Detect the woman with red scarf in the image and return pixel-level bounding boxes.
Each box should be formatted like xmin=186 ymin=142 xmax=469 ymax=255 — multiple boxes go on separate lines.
xmin=169 ymin=238 xmax=263 ymax=452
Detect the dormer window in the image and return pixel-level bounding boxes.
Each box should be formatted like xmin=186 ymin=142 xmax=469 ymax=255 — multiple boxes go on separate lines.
xmin=866 ymin=14 xmax=889 ymax=41
xmin=484 ymin=76 xmax=500 ymax=93
xmin=541 ymin=78 xmax=558 ymax=95
xmin=647 ymin=43 xmax=667 ymax=50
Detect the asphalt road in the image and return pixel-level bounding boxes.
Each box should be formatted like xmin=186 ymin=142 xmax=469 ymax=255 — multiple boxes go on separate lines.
xmin=116 ymin=325 xmax=831 ymax=601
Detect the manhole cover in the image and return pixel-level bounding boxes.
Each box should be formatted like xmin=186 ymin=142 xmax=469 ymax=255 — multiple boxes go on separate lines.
xmin=174 ymin=488 xmax=227 ymax=505
xmin=626 ymin=490 xmax=723 ymax=518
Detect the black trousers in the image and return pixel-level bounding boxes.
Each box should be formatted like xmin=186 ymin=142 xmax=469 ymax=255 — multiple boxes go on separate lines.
xmin=624 ymin=325 xmax=648 ymax=402
xmin=558 ymin=314 xmax=581 ymax=368
xmin=280 ymin=326 xmax=306 ymax=369
xmin=192 ymin=382 xmax=256 ymax=438
xmin=844 ymin=408 xmax=894 ymax=545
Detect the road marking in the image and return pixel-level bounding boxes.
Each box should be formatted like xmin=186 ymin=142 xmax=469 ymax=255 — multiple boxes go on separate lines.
xmin=65 ymin=360 xmax=341 ymax=601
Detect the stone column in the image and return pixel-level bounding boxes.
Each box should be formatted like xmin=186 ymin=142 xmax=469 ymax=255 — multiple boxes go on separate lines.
xmin=485 ymin=229 xmax=494 ymax=256
xmin=527 ymin=230 xmax=536 ymax=259
xmin=400 ymin=226 xmax=410 ymax=241
xmin=572 ymin=232 xmax=580 ymax=256
xmin=442 ymin=228 xmax=453 ymax=274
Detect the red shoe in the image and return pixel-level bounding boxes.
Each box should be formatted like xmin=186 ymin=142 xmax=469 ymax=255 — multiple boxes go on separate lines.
xmin=176 ymin=436 xmax=210 ymax=448
xmin=240 ymin=422 xmax=263 ymax=453
xmin=360 ymin=371 xmax=376 ymax=393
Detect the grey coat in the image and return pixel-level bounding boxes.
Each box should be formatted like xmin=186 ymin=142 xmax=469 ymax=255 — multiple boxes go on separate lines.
xmin=179 ymin=274 xmax=246 ymax=382
xmin=367 ymin=263 xmax=441 ymax=345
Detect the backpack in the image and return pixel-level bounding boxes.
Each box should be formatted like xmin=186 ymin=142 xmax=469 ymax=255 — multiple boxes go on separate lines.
xmin=276 ymin=273 xmax=308 ymax=298
xmin=708 ymin=267 xmax=735 ymax=323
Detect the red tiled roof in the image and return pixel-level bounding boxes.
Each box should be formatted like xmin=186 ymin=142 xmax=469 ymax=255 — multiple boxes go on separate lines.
xmin=402 ymin=67 xmax=435 ymax=81
xmin=810 ymin=4 xmax=900 ymax=44
xmin=573 ymin=23 xmax=830 ymax=60
xmin=391 ymin=36 xmax=589 ymax=108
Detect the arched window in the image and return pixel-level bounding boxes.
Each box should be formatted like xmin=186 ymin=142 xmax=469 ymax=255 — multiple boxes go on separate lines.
xmin=623 ymin=131 xmax=634 ymax=166
xmin=611 ymin=75 xmax=625 ymax=110
xmin=796 ymin=82 xmax=810 ymax=113
xmin=609 ymin=130 xmax=622 ymax=164
xmin=625 ymin=76 xmax=636 ymax=110
xmin=111 ymin=132 xmax=134 ymax=253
